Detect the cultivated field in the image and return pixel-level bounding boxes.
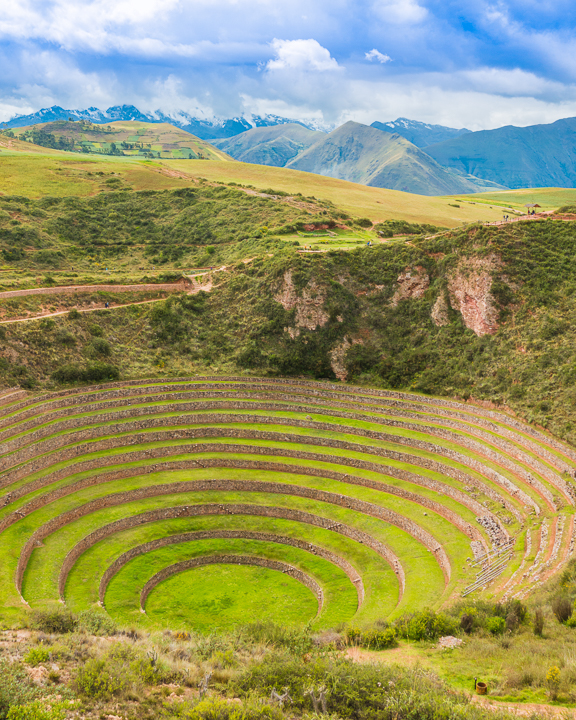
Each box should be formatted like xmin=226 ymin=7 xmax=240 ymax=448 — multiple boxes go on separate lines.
xmin=1 ymin=376 xmax=574 ymax=632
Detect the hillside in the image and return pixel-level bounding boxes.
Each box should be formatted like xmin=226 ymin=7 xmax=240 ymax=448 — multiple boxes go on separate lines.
xmin=286 ymin=121 xmax=505 ymax=195
xmin=213 ymin=123 xmax=324 ymax=166
xmin=371 ymin=117 xmax=470 ymax=147
xmin=8 ymin=120 xmax=231 ymax=161
xmin=425 ymin=116 xmax=576 ymax=188
xmin=0 ymin=136 xmax=510 ymax=225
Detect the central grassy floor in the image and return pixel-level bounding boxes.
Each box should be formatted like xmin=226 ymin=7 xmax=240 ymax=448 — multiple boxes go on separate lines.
xmin=144 ymin=564 xmax=318 ymax=630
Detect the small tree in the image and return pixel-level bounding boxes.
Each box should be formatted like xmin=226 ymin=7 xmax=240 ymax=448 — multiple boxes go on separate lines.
xmin=534 ymin=608 xmax=545 ymax=636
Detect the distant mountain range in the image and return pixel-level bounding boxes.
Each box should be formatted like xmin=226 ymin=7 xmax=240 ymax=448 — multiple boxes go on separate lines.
xmin=0 ymin=104 xmax=327 ymax=140
xmin=216 ymin=121 xmax=504 ymax=195
xmin=6 ymin=104 xmax=576 ymax=192
xmin=424 ymin=117 xmax=576 ymax=189
xmin=371 ymin=118 xmax=470 ymax=148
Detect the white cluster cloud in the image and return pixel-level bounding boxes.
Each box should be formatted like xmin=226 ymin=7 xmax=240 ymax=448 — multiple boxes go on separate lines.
xmin=365 ymin=49 xmax=392 ymax=63
xmin=266 ymin=39 xmax=341 ymax=73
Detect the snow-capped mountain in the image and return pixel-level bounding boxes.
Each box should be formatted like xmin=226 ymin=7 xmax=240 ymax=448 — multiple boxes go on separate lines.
xmin=0 ymin=105 xmax=330 ymax=140
xmin=371 ymin=117 xmax=470 ymax=148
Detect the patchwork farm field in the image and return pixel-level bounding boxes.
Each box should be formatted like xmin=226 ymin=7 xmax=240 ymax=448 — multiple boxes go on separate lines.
xmin=1 ymin=375 xmax=574 ymax=632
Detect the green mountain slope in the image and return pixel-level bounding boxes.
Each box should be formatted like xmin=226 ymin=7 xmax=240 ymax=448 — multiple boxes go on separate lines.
xmin=425 ymin=116 xmax=576 ymax=189
xmin=213 ymin=123 xmax=324 ymax=166
xmin=286 ymin=122 xmax=505 ymax=196
xmin=8 ymin=119 xmax=231 ymax=161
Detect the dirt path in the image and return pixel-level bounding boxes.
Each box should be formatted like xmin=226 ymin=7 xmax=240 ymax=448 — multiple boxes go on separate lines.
xmin=0 ymin=298 xmax=165 ymax=324
xmin=471 ymin=695 xmax=574 ymax=717
xmin=0 ymin=281 xmax=189 ymax=301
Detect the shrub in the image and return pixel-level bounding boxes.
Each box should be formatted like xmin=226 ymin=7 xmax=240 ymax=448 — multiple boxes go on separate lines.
xmin=30 ymin=607 xmax=77 ymax=634
xmin=552 ymin=596 xmax=573 ymax=623
xmin=6 ymin=700 xmax=66 ymax=720
xmin=486 ymin=617 xmax=506 ymax=635
xmin=77 ymin=609 xmax=117 ymax=636
xmin=56 ymin=329 xmax=76 ymax=346
xmin=88 ymin=323 xmax=103 ymax=336
xmin=359 ymin=627 xmax=397 ymax=650
xmin=183 ymin=697 xmax=284 ymax=720
xmin=67 ymin=308 xmax=81 ymax=320
xmin=75 ymin=659 xmax=125 ymax=699
xmin=86 ymin=337 xmax=111 ymax=357
xmin=24 ymin=647 xmax=49 ymax=667
xmin=52 ymin=362 xmax=119 ymax=384
xmin=546 ymin=666 xmax=561 ymax=700
xmin=0 ymin=661 xmax=39 ymax=720
xmin=460 ymin=613 xmax=475 ymax=634
xmin=534 ymin=608 xmax=545 ymax=636
xmin=395 ymin=609 xmax=459 ymax=641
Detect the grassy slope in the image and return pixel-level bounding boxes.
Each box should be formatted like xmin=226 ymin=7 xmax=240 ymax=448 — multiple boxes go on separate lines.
xmin=11 ymin=120 xmax=233 ymax=162
xmin=0 ymin=141 xmax=506 ymax=226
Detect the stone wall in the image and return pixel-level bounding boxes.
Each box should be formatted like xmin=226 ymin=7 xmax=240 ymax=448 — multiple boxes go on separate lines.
xmin=4 ymin=375 xmax=574 ymax=470
xmin=138 ymin=554 xmax=324 ymax=614
xmin=1 ymin=393 xmax=568 ymax=502
xmin=0 ymin=412 xmax=539 ymax=513
xmin=90 ymin=530 xmax=364 ymax=607
xmin=23 ymin=502 xmax=404 ymax=598
xmin=1 ymin=450 xmax=494 ymax=546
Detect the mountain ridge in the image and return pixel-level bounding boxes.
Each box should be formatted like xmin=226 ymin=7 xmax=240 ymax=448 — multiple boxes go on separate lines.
xmin=285 ymin=121 xmax=505 ymax=196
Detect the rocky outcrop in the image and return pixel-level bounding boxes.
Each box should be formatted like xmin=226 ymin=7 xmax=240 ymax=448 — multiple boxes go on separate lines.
xmin=329 ymin=337 xmax=363 ymax=381
xmin=431 ymin=294 xmax=449 ymax=327
xmin=447 ymin=255 xmax=501 ymax=336
xmin=275 ymin=270 xmax=329 ymax=335
xmin=391 ymin=266 xmax=430 ymax=306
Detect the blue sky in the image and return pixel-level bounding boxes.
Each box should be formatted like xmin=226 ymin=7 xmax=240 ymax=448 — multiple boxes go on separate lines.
xmin=1 ymin=0 xmax=576 ymax=129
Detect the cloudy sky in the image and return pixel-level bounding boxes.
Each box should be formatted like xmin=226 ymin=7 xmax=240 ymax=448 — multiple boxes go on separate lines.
xmin=1 ymin=0 xmax=576 ymax=129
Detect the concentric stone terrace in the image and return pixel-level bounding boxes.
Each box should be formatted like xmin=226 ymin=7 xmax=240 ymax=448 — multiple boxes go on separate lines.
xmin=0 ymin=377 xmax=574 ymax=630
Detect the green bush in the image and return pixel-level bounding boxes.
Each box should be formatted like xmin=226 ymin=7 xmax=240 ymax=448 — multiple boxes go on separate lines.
xmin=24 ymin=647 xmax=49 ymax=667
xmin=51 ymin=362 xmax=119 ymax=384
xmin=75 ymin=659 xmax=125 ymax=699
xmin=395 ymin=610 xmax=459 ymax=641
xmin=86 ymin=337 xmax=111 ymax=357
xmin=182 ymin=697 xmax=283 ymax=720
xmin=30 ymin=607 xmax=77 ymax=634
xmin=552 ymin=596 xmax=573 ymax=623
xmin=88 ymin=323 xmax=103 ymax=336
xmin=76 ymin=609 xmax=117 ymax=636
xmin=0 ymin=661 xmax=39 ymax=720
xmin=486 ymin=617 xmax=506 ymax=635
xmin=7 ymin=700 xmax=66 ymax=720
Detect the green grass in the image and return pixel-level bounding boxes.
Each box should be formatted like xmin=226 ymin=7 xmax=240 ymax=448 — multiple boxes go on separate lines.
xmin=104 ymin=537 xmax=356 ymax=630
xmin=144 ymin=564 xmax=317 ymax=631
xmin=65 ymin=515 xmax=394 ymax=622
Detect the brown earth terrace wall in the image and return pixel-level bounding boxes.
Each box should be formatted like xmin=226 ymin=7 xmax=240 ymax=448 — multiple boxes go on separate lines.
xmin=82 ymin=530 xmax=364 ymax=607
xmin=25 ymin=503 xmax=405 ymax=601
xmin=1 ymin=388 xmax=570 ymax=495
xmin=139 ymin=554 xmax=324 ymax=614
xmin=0 ymin=451 xmax=498 ymax=546
xmin=0 ymin=282 xmax=189 ymax=301
xmin=0 ymin=414 xmax=540 ymax=514
xmin=0 ymin=401 xmax=568 ymax=506
xmin=3 ymin=374 xmax=575 ymax=467
xmin=0 ymin=427 xmax=528 ymax=523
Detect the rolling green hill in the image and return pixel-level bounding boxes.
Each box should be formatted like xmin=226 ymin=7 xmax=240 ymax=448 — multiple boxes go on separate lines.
xmin=285 ymin=121 xmax=506 ymax=196
xmin=425 ymin=116 xmax=576 ymax=189
xmin=213 ymin=123 xmax=324 ymax=166
xmin=8 ymin=119 xmax=231 ymax=162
